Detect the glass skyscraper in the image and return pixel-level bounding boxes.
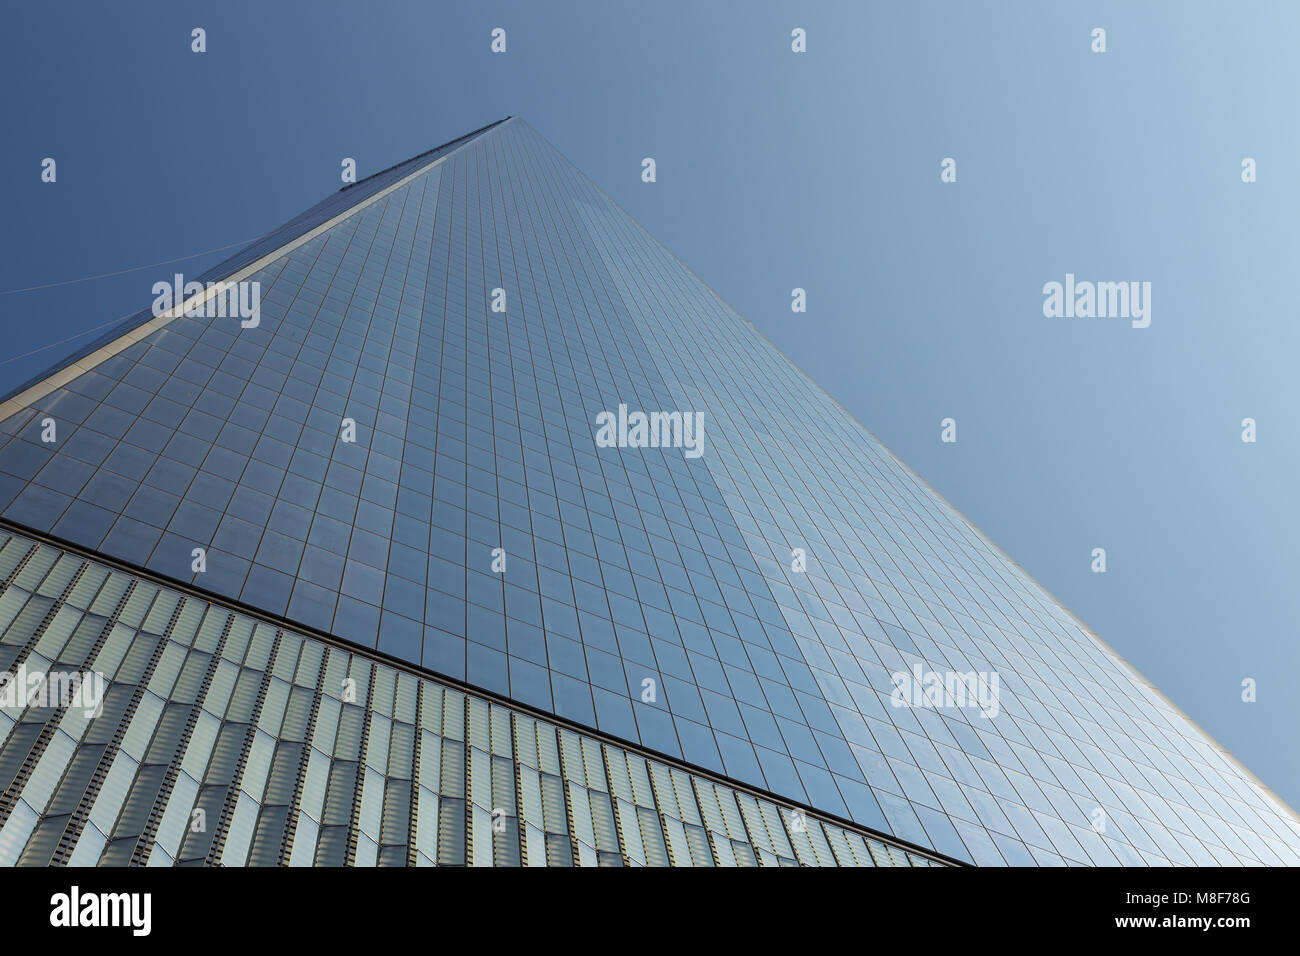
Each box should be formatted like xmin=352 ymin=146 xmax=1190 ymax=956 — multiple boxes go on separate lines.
xmin=0 ymin=117 xmax=1295 ymax=866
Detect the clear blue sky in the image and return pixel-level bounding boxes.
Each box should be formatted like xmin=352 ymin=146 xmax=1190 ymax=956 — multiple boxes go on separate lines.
xmin=2 ymin=0 xmax=1297 ymax=811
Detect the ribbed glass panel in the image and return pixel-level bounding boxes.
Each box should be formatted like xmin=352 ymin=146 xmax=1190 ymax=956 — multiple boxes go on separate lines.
xmin=0 ymin=528 xmax=937 ymax=866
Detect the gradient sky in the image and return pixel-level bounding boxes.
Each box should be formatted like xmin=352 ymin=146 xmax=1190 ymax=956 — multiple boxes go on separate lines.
xmin=2 ymin=0 xmax=1297 ymax=811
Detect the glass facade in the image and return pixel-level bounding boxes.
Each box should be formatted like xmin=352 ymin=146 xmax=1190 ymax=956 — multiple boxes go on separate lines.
xmin=0 ymin=117 xmax=1297 ymax=865
xmin=0 ymin=528 xmax=935 ymax=866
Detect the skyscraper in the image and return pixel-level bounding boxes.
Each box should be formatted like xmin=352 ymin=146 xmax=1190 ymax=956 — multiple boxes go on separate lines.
xmin=0 ymin=117 xmax=1295 ymax=866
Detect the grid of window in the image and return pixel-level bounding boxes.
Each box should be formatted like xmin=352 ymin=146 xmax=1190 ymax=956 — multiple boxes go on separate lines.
xmin=1 ymin=119 xmax=510 ymax=404
xmin=0 ymin=529 xmax=936 ymax=866
xmin=0 ymin=117 xmax=1297 ymax=865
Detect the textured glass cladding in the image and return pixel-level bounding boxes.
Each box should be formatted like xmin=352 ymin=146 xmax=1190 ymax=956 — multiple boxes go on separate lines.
xmin=0 ymin=529 xmax=938 ymax=867
xmin=0 ymin=117 xmax=1296 ymax=867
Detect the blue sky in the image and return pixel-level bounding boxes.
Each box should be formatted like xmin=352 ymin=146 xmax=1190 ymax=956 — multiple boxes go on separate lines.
xmin=2 ymin=0 xmax=1297 ymax=810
